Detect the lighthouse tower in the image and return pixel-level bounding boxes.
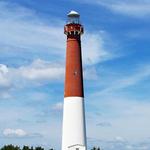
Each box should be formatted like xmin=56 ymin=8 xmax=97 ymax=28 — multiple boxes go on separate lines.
xmin=62 ymin=11 xmax=87 ymax=150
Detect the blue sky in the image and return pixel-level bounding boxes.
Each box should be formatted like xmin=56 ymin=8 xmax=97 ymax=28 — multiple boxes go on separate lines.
xmin=0 ymin=0 xmax=150 ymax=150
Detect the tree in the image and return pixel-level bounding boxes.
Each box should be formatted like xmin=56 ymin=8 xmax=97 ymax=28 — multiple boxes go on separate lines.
xmin=97 ymin=147 xmax=100 ymax=150
xmin=22 ymin=146 xmax=30 ymax=150
xmin=91 ymin=146 xmax=101 ymax=150
xmin=30 ymin=146 xmax=34 ymax=150
xmin=35 ymin=147 xmax=44 ymax=150
xmin=0 ymin=145 xmax=20 ymax=150
xmin=91 ymin=147 xmax=97 ymax=150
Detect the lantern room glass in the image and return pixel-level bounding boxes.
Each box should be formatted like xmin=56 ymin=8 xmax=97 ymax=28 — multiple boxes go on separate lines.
xmin=67 ymin=16 xmax=80 ymax=24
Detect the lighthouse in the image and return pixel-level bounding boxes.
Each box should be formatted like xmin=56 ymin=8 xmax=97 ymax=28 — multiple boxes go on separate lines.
xmin=62 ymin=11 xmax=87 ymax=150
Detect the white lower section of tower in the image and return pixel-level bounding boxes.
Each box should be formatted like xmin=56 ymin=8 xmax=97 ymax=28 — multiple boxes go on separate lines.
xmin=62 ymin=97 xmax=87 ymax=150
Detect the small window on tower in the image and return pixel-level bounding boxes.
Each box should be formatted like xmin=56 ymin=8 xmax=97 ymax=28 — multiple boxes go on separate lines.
xmin=74 ymin=71 xmax=78 ymax=76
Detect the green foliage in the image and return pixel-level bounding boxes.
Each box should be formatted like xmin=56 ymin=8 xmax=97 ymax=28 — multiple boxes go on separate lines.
xmin=0 ymin=145 xmax=46 ymax=150
xmin=34 ymin=147 xmax=44 ymax=150
xmin=0 ymin=145 xmax=20 ymax=150
xmin=22 ymin=146 xmax=30 ymax=150
xmin=91 ymin=146 xmax=101 ymax=150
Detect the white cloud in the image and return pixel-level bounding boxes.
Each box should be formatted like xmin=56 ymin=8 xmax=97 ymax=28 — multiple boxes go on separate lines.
xmin=2 ymin=128 xmax=43 ymax=139
xmin=0 ymin=59 xmax=64 ymax=87
xmin=108 ymin=3 xmax=150 ymax=18
xmin=19 ymin=59 xmax=64 ymax=81
xmin=0 ymin=59 xmax=65 ymax=99
xmin=3 ymin=128 xmax=27 ymax=137
xmin=0 ymin=64 xmax=12 ymax=99
xmin=75 ymin=0 xmax=150 ymax=18
xmin=82 ymin=32 xmax=116 ymax=65
xmin=0 ymin=59 xmax=64 ymax=100
xmin=0 ymin=64 xmax=10 ymax=88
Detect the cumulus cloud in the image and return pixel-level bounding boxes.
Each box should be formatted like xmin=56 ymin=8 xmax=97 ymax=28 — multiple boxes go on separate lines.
xmin=0 ymin=64 xmax=12 ymax=99
xmin=2 ymin=128 xmax=43 ymax=138
xmin=3 ymin=128 xmax=27 ymax=137
xmin=0 ymin=59 xmax=64 ymax=86
xmin=0 ymin=64 xmax=10 ymax=88
xmin=0 ymin=59 xmax=65 ymax=99
xmin=18 ymin=59 xmax=64 ymax=81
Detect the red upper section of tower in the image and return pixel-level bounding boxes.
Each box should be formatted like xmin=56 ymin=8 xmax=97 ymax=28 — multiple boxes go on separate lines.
xmin=64 ymin=11 xmax=84 ymax=98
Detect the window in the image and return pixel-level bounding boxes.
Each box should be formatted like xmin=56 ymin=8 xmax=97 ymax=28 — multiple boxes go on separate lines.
xmin=74 ymin=71 xmax=78 ymax=76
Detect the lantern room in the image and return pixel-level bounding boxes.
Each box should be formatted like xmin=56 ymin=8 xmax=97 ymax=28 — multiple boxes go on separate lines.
xmin=64 ymin=10 xmax=83 ymax=35
xmin=67 ymin=10 xmax=80 ymax=24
